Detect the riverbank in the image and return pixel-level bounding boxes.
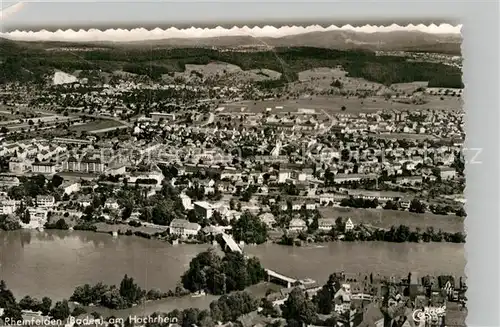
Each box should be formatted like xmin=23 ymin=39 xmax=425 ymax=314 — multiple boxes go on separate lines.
xmin=80 ymin=282 xmax=279 ymax=318
xmin=40 ymin=215 xmax=466 ymax=247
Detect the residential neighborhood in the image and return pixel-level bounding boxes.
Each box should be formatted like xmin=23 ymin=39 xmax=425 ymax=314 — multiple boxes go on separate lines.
xmin=0 ymin=21 xmax=467 ymax=327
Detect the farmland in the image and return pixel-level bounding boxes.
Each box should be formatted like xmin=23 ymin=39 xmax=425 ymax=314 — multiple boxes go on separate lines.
xmin=318 ymin=206 xmax=465 ymax=233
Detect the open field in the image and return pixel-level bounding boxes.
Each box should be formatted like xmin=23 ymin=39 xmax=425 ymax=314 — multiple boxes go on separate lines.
xmin=70 ymin=119 xmax=125 ymax=133
xmin=222 ymin=95 xmax=462 ymax=115
xmin=294 ymin=68 xmax=428 ymax=95
xmin=318 ymin=206 xmax=464 ymax=233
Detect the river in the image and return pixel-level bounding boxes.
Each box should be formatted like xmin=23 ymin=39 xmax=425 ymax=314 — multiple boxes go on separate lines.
xmin=0 ymin=230 xmax=465 ymax=315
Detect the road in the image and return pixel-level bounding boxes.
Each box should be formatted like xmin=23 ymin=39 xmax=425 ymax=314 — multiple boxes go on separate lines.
xmin=317 ymin=109 xmax=336 ymax=135
xmin=89 ymin=125 xmax=129 ymax=134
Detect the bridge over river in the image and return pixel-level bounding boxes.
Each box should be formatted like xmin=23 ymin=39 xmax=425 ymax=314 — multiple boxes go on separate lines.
xmin=221 ymin=233 xmax=299 ymax=288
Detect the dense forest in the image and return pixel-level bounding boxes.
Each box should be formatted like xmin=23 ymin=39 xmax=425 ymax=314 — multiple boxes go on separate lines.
xmin=0 ymin=38 xmax=463 ymax=88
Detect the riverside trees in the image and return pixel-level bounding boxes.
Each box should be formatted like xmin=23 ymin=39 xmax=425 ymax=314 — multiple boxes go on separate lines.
xmin=181 ymin=249 xmax=266 ymax=295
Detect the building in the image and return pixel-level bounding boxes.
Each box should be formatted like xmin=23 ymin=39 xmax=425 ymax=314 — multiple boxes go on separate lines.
xmin=62 ymin=157 xmax=104 ymax=174
xmin=9 ymin=158 xmax=26 ymax=174
xmin=169 ymin=219 xmax=201 ymax=237
xmin=23 ymin=208 xmax=48 ymax=229
xmin=0 ymin=199 xmax=19 ymax=215
xmin=438 ymin=167 xmax=457 ymax=180
xmin=194 ymin=201 xmax=213 ymax=219
xmin=334 ymin=284 xmax=352 ymax=314
xmin=258 ymin=212 xmax=276 ymax=228
xmin=36 ymin=195 xmax=55 ymax=208
xmin=53 ymin=137 xmax=92 ymax=145
xmin=104 ymin=199 xmax=119 ymax=210
xmin=77 ymin=195 xmax=92 ymax=207
xmin=32 ymin=162 xmax=56 ymax=174
xmin=0 ymin=175 xmax=20 ymax=187
xmin=151 ymin=112 xmax=176 ymax=122
xmin=289 ymin=218 xmax=307 ymax=232
xmin=278 ymin=170 xmax=292 ymax=183
xmin=345 ymin=218 xmax=355 ymax=232
xmin=318 ymin=218 xmax=336 ymax=231
xmin=107 ymin=164 xmax=127 ymax=176
xmin=62 ymin=182 xmax=81 ymax=195
xmin=180 ymin=194 xmax=193 ymax=210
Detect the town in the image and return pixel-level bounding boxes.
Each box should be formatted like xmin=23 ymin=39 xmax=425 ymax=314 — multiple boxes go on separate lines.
xmin=0 ymin=33 xmax=465 ymax=327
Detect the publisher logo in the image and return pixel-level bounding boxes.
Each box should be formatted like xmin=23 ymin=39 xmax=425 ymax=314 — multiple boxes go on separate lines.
xmin=412 ymin=306 xmax=446 ymax=323
xmin=412 ymin=309 xmax=426 ymax=322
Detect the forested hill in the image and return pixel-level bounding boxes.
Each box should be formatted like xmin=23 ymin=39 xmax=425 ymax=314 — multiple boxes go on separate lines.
xmin=0 ymin=39 xmax=463 ymax=88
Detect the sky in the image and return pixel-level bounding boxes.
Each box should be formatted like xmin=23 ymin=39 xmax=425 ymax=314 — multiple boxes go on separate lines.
xmin=0 ymin=1 xmax=462 ymax=41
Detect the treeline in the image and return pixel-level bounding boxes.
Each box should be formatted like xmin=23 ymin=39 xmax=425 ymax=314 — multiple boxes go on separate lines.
xmin=0 ymin=280 xmax=84 ymax=321
xmin=280 ymin=216 xmax=465 ymax=245
xmin=341 ymin=225 xmax=466 ymax=243
xmin=69 ymin=275 xmax=189 ymax=310
xmin=181 ymin=249 xmax=266 ymax=295
xmin=44 ymin=218 xmax=70 ymax=230
xmin=121 ymin=291 xmax=259 ymax=327
xmin=1 ymin=44 xmax=462 ymax=88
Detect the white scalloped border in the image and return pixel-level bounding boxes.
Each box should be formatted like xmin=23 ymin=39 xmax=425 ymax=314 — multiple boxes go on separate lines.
xmin=0 ymin=23 xmax=462 ymax=42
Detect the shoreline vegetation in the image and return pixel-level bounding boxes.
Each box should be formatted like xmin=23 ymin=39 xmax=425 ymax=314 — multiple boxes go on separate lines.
xmin=0 ymin=212 xmax=466 ymax=245
xmin=278 ymin=217 xmax=465 ymax=246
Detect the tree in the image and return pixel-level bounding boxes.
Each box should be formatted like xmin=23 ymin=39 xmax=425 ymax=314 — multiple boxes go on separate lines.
xmin=50 ymin=300 xmax=70 ymax=320
xmin=119 ymin=275 xmax=144 ymax=306
xmin=181 ymin=249 xmax=264 ymax=295
xmin=231 ymin=212 xmax=268 ymax=245
xmin=335 ymin=217 xmax=345 ymax=231
xmin=308 ymin=217 xmax=319 ymax=233
xmin=260 ymin=298 xmax=279 ymax=318
xmin=384 ymin=200 xmax=399 ymax=210
xmin=2 ymin=305 xmax=22 ymax=322
xmin=19 ymin=296 xmax=42 ymax=311
xmin=182 ymin=308 xmax=200 ymax=327
xmin=210 ymin=291 xmax=258 ymax=323
xmin=455 ymin=207 xmax=466 ymax=217
xmin=72 ymin=306 xmax=87 ymax=317
xmin=0 ymin=281 xmax=21 ymax=321
xmin=314 ymin=287 xmax=333 ymax=314
xmin=20 ymin=210 xmax=30 ymax=224
xmin=409 ymin=199 xmax=426 ymax=214
xmin=52 ymin=175 xmax=64 ymax=188
xmin=40 ymin=297 xmax=52 ymax=315
xmin=341 ymin=106 xmax=346 ymax=111
xmin=281 ymin=288 xmax=317 ymax=325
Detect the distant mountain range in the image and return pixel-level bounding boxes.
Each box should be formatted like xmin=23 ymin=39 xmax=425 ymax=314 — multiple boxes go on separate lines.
xmin=118 ymin=30 xmax=462 ymax=54
xmin=1 ymin=30 xmax=462 ymax=54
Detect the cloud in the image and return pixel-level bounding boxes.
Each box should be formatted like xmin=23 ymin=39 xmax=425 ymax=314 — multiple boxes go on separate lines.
xmin=0 ymin=23 xmax=462 ymax=42
xmin=0 ymin=1 xmax=25 ymax=21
